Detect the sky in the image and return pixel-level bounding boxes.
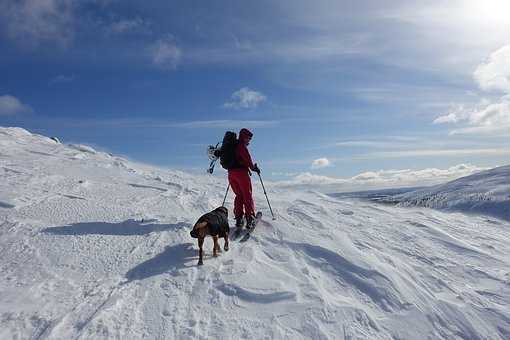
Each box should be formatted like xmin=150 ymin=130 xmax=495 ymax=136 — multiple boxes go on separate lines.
xmin=1 ymin=0 xmax=510 ymax=190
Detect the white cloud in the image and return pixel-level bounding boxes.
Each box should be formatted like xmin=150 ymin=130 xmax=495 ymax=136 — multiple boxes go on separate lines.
xmin=148 ymin=36 xmax=181 ymax=70
xmin=277 ymin=164 xmax=488 ymax=192
xmin=166 ymin=120 xmax=277 ymax=129
xmin=350 ymin=85 xmax=463 ymax=111
xmin=434 ymin=44 xmax=510 ymax=134
xmin=359 ymin=147 xmax=510 ymax=159
xmin=0 ymin=95 xmax=32 ymax=115
xmin=271 ymin=172 xmax=300 ymax=177
xmin=335 ymin=139 xmax=419 ymax=149
xmin=474 ymin=45 xmax=510 ymax=93
xmin=336 ymin=141 xmax=383 ymax=148
xmin=433 ymin=104 xmax=470 ymax=124
xmin=0 ymin=0 xmax=75 ymax=47
xmin=311 ymin=158 xmax=330 ymax=169
xmin=108 ymin=17 xmax=149 ymax=34
xmin=186 ymin=35 xmax=369 ymax=66
xmin=434 ymin=98 xmax=510 ymax=134
xmin=224 ymin=87 xmax=266 ymax=110
xmin=49 ymin=74 xmax=75 ymax=85
xmin=468 ymin=99 xmax=510 ymax=126
xmin=49 ymin=118 xmax=278 ymax=130
xmin=281 ymin=172 xmax=347 ymax=186
xmin=449 ymin=126 xmax=510 ymax=136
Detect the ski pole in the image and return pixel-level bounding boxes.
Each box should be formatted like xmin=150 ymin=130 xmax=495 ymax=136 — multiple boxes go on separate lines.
xmin=221 ymin=184 xmax=230 ymax=207
xmin=257 ymin=173 xmax=276 ymax=220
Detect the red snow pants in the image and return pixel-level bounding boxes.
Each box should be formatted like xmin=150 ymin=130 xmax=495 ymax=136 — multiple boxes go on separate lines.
xmin=228 ymin=169 xmax=255 ymax=218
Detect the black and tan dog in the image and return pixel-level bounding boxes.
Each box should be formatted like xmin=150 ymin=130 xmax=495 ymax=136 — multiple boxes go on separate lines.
xmin=190 ymin=206 xmax=230 ymax=265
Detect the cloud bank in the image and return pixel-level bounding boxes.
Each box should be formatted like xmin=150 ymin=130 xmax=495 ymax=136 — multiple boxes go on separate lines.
xmin=276 ymin=164 xmax=488 ymax=193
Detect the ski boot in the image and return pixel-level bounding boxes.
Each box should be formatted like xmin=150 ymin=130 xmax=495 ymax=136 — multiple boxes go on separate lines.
xmin=245 ymin=214 xmax=256 ymax=230
xmin=235 ymin=215 xmax=245 ymax=228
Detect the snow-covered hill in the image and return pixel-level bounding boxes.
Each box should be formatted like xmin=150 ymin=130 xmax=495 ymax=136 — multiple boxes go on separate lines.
xmin=382 ymin=165 xmax=510 ymax=222
xmin=1 ymin=127 xmax=509 ymax=340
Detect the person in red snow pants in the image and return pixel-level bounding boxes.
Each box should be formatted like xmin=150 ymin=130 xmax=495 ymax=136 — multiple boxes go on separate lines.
xmin=228 ymin=128 xmax=260 ymax=228
xmin=228 ymin=170 xmax=254 ymax=220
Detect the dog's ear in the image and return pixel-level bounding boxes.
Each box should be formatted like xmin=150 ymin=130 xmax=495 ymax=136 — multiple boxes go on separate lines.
xmin=217 ymin=206 xmax=228 ymax=215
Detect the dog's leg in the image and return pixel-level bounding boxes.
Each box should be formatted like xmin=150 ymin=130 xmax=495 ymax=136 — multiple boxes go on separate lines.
xmin=213 ymin=235 xmax=220 ymax=257
xmin=224 ymin=234 xmax=229 ymax=251
xmin=198 ymin=237 xmax=204 ymax=265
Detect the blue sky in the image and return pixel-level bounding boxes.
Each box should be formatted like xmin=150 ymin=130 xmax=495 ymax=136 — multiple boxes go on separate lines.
xmin=1 ymin=0 xmax=510 ymax=189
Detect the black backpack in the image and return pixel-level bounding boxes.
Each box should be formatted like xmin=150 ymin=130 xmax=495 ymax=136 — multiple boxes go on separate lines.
xmin=219 ymin=131 xmax=239 ymax=170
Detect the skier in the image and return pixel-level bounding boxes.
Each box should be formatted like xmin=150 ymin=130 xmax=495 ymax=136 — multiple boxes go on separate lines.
xmin=228 ymin=128 xmax=260 ymax=229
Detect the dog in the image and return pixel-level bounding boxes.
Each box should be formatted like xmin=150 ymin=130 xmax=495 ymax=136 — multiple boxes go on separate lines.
xmin=190 ymin=206 xmax=230 ymax=265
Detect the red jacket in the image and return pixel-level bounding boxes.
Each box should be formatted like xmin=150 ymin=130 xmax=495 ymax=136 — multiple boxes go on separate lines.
xmin=234 ymin=128 xmax=256 ymax=171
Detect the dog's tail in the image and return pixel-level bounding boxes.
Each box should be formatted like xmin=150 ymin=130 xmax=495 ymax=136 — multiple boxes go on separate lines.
xmin=190 ymin=221 xmax=208 ymax=238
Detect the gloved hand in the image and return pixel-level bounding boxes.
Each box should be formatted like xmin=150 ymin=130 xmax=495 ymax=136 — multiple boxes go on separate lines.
xmin=253 ymin=163 xmax=261 ymax=174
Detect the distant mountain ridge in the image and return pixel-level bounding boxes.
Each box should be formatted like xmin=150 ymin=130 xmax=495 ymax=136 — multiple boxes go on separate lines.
xmin=385 ymin=165 xmax=510 ymax=221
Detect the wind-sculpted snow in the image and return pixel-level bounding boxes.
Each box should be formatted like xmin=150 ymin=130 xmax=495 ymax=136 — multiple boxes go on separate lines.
xmin=289 ymin=242 xmax=406 ymax=312
xmin=215 ymin=283 xmax=297 ymax=303
xmin=1 ymin=127 xmax=510 ymax=339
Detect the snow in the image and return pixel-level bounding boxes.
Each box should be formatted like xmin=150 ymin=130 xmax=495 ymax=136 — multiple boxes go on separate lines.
xmin=1 ymin=127 xmax=509 ymax=339
xmin=384 ymin=165 xmax=510 ymax=222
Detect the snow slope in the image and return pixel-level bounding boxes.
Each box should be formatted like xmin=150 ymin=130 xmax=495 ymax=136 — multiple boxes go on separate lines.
xmin=384 ymin=165 xmax=510 ymax=222
xmin=1 ymin=127 xmax=509 ymax=340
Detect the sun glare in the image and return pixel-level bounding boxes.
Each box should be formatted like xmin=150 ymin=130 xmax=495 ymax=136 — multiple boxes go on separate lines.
xmin=467 ymin=0 xmax=510 ymax=24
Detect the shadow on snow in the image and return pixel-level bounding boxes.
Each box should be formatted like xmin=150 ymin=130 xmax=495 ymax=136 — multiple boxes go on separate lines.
xmin=42 ymin=219 xmax=197 ymax=281
xmin=42 ymin=219 xmax=190 ymax=236
xmin=124 ymin=243 xmax=196 ymax=282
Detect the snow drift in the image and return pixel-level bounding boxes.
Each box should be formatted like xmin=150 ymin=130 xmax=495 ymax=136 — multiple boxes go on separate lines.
xmin=0 ymin=127 xmax=509 ymax=339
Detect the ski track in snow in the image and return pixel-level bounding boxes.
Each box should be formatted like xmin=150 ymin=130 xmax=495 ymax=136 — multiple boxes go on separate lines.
xmin=1 ymin=127 xmax=510 ymax=339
